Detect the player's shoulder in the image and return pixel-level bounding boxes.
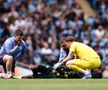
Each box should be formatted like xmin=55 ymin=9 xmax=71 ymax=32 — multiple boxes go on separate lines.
xmin=73 ymin=42 xmax=83 ymax=45
xmin=71 ymin=41 xmax=78 ymax=45
xmin=70 ymin=42 xmax=82 ymax=48
xmin=5 ymin=37 xmax=14 ymax=42
xmin=21 ymin=40 xmax=27 ymax=46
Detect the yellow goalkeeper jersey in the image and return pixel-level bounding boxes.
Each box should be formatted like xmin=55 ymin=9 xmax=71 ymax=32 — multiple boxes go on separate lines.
xmin=69 ymin=42 xmax=99 ymax=60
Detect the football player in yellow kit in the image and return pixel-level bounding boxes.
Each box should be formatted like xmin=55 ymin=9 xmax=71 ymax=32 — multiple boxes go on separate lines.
xmin=53 ymin=36 xmax=101 ymax=79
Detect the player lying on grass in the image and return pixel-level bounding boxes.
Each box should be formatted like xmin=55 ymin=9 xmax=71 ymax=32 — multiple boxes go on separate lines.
xmin=0 ymin=30 xmax=27 ymax=79
xmin=53 ymin=36 xmax=101 ymax=79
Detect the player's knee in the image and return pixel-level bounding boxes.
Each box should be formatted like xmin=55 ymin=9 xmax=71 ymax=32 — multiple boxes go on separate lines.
xmin=7 ymin=55 xmax=13 ymax=62
xmin=66 ymin=60 xmax=74 ymax=67
xmin=3 ymin=55 xmax=13 ymax=62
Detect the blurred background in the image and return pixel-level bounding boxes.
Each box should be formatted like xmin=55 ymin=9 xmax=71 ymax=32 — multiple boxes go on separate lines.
xmin=0 ymin=0 xmax=108 ymax=79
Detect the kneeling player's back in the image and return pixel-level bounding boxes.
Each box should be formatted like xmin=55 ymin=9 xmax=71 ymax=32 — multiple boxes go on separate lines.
xmin=70 ymin=42 xmax=99 ymax=59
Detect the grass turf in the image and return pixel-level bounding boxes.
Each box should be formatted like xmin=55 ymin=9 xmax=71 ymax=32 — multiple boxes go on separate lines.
xmin=0 ymin=79 xmax=108 ymax=90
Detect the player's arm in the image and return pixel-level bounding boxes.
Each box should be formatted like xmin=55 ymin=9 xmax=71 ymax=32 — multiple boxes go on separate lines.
xmin=61 ymin=43 xmax=76 ymax=64
xmin=53 ymin=51 xmax=74 ymax=70
xmin=4 ymin=39 xmax=20 ymax=56
xmin=15 ymin=41 xmax=28 ymax=60
xmin=58 ymin=48 xmax=67 ymax=63
xmin=60 ymin=51 xmax=74 ymax=65
xmin=20 ymin=41 xmax=27 ymax=56
xmin=53 ymin=48 xmax=67 ymax=70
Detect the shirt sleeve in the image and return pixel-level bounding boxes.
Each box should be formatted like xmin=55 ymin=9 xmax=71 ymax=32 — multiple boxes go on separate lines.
xmin=4 ymin=39 xmax=20 ymax=56
xmin=69 ymin=42 xmax=77 ymax=58
xmin=59 ymin=48 xmax=67 ymax=62
xmin=22 ymin=41 xmax=27 ymax=57
xmin=69 ymin=42 xmax=76 ymax=54
xmin=15 ymin=41 xmax=27 ymax=60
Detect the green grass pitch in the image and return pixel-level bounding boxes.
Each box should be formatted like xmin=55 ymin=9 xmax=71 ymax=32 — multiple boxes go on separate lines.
xmin=0 ymin=79 xmax=108 ymax=90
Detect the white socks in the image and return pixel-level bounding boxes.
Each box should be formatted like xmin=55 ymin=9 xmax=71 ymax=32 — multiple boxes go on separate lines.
xmin=7 ymin=71 xmax=12 ymax=78
xmin=0 ymin=73 xmax=3 ymax=77
xmin=82 ymin=69 xmax=91 ymax=75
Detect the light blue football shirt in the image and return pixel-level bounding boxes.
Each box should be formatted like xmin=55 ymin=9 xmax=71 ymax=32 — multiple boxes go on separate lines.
xmin=0 ymin=37 xmax=27 ymax=61
xmin=59 ymin=48 xmax=67 ymax=62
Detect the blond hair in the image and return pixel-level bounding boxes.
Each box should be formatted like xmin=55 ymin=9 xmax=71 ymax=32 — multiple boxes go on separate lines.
xmin=64 ymin=36 xmax=75 ymax=42
xmin=60 ymin=36 xmax=75 ymax=49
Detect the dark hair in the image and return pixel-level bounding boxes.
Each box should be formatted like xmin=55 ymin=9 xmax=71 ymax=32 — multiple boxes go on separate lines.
xmin=15 ymin=30 xmax=23 ymax=36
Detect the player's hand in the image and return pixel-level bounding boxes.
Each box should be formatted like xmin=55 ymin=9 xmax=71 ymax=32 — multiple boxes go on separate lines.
xmin=53 ymin=63 xmax=62 ymax=70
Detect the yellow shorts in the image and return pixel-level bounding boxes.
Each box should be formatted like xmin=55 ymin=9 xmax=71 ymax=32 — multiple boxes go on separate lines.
xmin=67 ymin=57 xmax=101 ymax=69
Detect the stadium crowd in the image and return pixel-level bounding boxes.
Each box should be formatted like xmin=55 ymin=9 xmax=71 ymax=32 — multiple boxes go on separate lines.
xmin=0 ymin=0 xmax=108 ymax=78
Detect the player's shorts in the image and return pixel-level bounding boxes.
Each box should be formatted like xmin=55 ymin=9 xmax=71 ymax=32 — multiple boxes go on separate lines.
xmin=0 ymin=54 xmax=15 ymax=73
xmin=0 ymin=54 xmax=4 ymax=64
xmin=0 ymin=54 xmax=4 ymax=58
xmin=66 ymin=57 xmax=101 ymax=69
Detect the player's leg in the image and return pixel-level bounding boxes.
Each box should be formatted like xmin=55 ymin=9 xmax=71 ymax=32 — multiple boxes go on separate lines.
xmin=0 ymin=54 xmax=6 ymax=78
xmin=66 ymin=59 xmax=92 ymax=79
xmin=2 ymin=55 xmax=13 ymax=78
xmin=11 ymin=60 xmax=16 ymax=76
xmin=89 ymin=57 xmax=101 ymax=69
